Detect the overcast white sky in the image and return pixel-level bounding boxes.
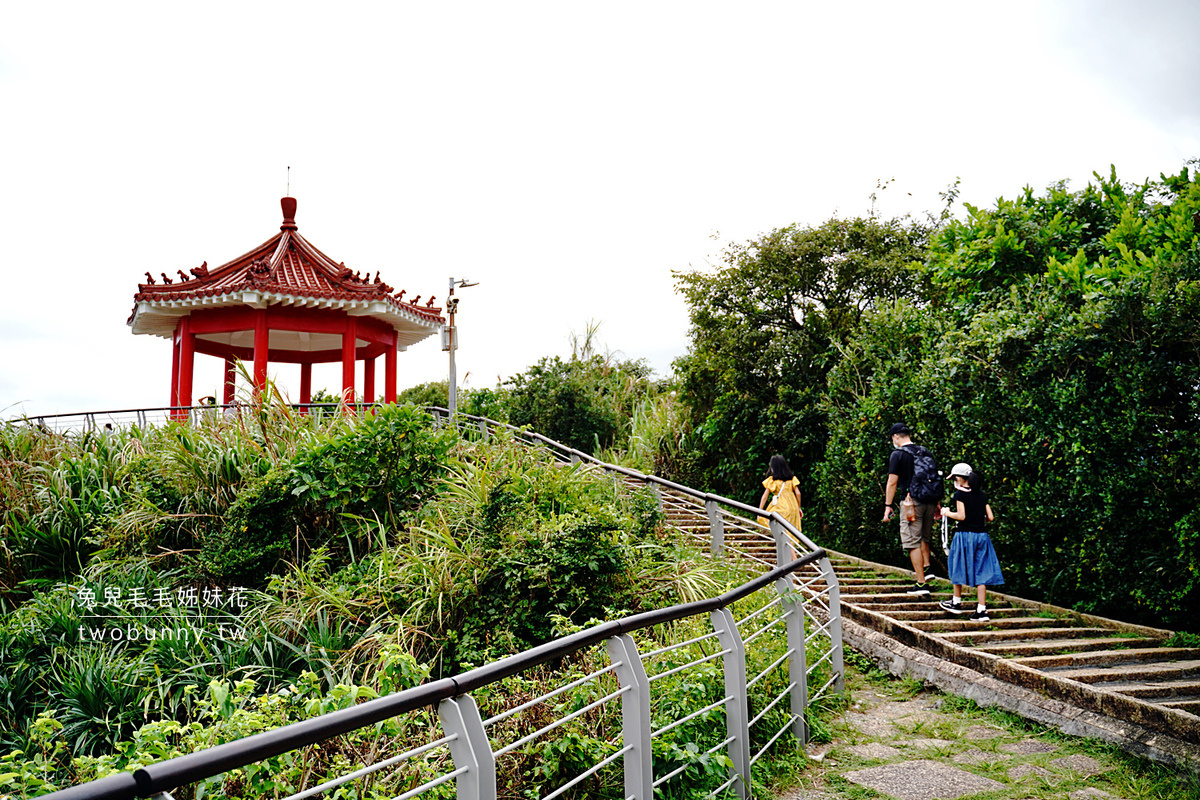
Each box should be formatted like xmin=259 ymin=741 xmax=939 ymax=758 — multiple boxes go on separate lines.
xmin=2 ymin=1 xmax=1197 ymax=417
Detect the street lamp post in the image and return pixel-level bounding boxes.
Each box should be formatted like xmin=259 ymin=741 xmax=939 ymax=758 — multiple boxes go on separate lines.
xmin=446 ymin=277 xmax=478 ymax=417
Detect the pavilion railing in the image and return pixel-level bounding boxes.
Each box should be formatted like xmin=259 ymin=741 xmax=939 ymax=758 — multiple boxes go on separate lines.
xmin=17 ymin=403 xmax=844 ymax=800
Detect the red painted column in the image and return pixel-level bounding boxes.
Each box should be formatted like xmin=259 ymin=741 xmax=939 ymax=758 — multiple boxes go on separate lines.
xmin=253 ymin=308 xmax=269 ymax=398
xmin=342 ymin=317 xmax=357 ymax=403
xmin=363 ymin=357 xmax=376 ymax=404
xmin=300 ymin=363 xmax=313 ymax=405
xmin=178 ymin=316 xmax=195 ymax=412
xmin=170 ymin=327 xmax=181 ymax=413
xmin=385 ymin=334 xmax=397 ymax=403
xmin=223 ymin=358 xmax=236 ymax=405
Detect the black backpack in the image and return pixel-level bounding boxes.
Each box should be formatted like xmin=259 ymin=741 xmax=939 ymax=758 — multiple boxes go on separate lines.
xmin=902 ymin=444 xmax=943 ymax=504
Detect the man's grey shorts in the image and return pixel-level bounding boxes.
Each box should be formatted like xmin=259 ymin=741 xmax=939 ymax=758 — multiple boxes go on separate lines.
xmin=899 ymin=503 xmax=935 ymax=550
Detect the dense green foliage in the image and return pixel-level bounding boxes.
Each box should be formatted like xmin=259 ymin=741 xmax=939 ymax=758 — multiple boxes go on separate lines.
xmin=13 ymin=585 xmax=836 ymax=800
xmin=674 ymin=164 xmax=1200 ymax=630
xmin=672 ymin=215 xmax=931 ymax=495
xmin=0 ymin=407 xmax=785 ymax=796
xmin=505 ymin=354 xmax=655 ymax=455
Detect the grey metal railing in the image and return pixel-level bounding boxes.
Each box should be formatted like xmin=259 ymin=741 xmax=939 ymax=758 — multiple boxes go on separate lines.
xmin=429 ymin=408 xmax=845 ymax=690
xmin=23 ymin=403 xmax=844 ymax=799
xmin=46 ymin=552 xmax=837 ymax=800
xmin=3 ymin=402 xmax=370 ymax=432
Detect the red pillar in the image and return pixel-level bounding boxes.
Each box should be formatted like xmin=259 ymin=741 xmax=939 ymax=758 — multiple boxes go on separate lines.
xmin=178 ymin=316 xmax=196 ymax=412
xmin=223 ymin=358 xmax=236 ymax=405
xmin=170 ymin=328 xmax=181 ymax=412
xmin=300 ymin=363 xmax=313 ymax=405
xmin=384 ymin=334 xmax=397 ymax=403
xmin=253 ymin=308 xmax=269 ymax=398
xmin=363 ymin=357 xmax=376 ymax=404
xmin=341 ymin=317 xmax=357 ymax=403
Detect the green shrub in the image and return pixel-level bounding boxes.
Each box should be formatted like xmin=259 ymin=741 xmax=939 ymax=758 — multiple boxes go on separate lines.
xmin=195 ymin=403 xmax=456 ymax=586
xmin=505 ymin=354 xmax=653 ymax=456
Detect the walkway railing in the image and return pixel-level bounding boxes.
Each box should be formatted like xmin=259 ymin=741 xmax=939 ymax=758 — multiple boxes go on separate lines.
xmin=21 ymin=403 xmax=844 ymax=800
xmin=429 ymin=407 xmax=845 ymax=684
xmin=4 ymin=402 xmax=373 ymax=432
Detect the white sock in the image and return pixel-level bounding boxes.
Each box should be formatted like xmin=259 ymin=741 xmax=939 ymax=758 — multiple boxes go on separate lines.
xmin=977 ymin=604 xmax=986 ymax=612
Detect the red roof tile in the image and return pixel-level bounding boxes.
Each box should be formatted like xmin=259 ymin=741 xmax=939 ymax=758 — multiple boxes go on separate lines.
xmin=129 ymin=199 xmax=444 ymax=346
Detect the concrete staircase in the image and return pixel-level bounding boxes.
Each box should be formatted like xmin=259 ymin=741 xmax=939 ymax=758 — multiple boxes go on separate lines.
xmin=650 ymin=484 xmax=1200 ymax=769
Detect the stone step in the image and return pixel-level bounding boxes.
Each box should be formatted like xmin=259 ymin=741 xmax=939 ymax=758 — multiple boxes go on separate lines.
xmin=856 ymin=606 xmax=1026 ymax=622
xmin=1010 ymin=647 xmax=1199 ymax=670
xmin=836 ymin=576 xmax=910 ymax=585
xmin=911 ymin=617 xmax=1069 ymax=634
xmin=976 ymin=636 xmax=1165 ymax=658
xmin=939 ymin=626 xmax=1114 ymax=646
xmin=1106 ymin=678 xmax=1200 ymax=700
xmin=1162 ymin=699 xmax=1200 ymax=714
xmin=840 ymin=583 xmax=929 ymax=594
xmin=1049 ymin=659 xmax=1200 ymax=685
xmin=841 ymin=592 xmax=948 ymax=605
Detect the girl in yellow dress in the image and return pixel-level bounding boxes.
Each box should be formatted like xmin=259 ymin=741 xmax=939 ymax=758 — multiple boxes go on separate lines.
xmin=757 ymin=454 xmax=803 ymax=533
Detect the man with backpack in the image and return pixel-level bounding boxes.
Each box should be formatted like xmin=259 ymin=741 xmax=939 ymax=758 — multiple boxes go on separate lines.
xmin=881 ymin=422 xmax=943 ymax=595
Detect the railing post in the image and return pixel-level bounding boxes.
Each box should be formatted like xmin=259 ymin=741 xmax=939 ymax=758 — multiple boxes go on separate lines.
xmin=438 ymin=695 xmax=496 ymax=800
xmin=769 ymin=519 xmax=796 ymax=588
xmin=705 ymin=499 xmax=725 ymax=556
xmin=606 ymin=634 xmax=653 ymax=800
xmin=776 ymin=581 xmax=808 ymax=744
xmin=432 ymin=409 xmax=443 ymax=428
xmin=817 ymin=556 xmax=846 ymax=693
xmin=711 ymin=608 xmax=752 ymax=800
xmin=647 ymin=482 xmax=663 ymax=514
xmin=477 ymin=418 xmax=489 ymax=442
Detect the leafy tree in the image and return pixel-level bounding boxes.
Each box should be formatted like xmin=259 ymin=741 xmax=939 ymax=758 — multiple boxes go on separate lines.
xmin=396 ymin=380 xmax=448 ymax=408
xmin=820 ymin=165 xmax=1200 ymax=628
xmin=504 ymin=327 xmax=654 ymax=455
xmin=672 ymin=214 xmax=931 ymax=502
xmin=673 ymin=163 xmax=1200 ymax=630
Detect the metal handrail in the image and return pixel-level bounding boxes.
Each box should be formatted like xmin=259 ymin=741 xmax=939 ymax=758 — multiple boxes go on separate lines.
xmin=19 ymin=403 xmax=845 ymax=800
xmin=46 ymin=553 xmax=829 ymax=800
xmin=424 ymin=407 xmax=829 ymax=552
xmin=431 ymin=408 xmax=846 ymax=666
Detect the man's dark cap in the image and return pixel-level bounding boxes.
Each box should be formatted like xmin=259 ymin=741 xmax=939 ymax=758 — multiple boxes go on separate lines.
xmin=888 ymin=423 xmax=911 ymax=436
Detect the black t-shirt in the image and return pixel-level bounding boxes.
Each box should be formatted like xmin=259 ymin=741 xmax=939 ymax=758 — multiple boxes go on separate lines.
xmin=888 ymin=447 xmax=914 ymax=499
xmin=953 ymin=488 xmax=989 ymax=532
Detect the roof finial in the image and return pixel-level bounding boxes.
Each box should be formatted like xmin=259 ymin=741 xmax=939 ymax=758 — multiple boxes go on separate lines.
xmin=281 ymin=195 xmax=298 ymax=231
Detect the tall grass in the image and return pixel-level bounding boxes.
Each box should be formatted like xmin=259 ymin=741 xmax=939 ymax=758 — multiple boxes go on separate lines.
xmin=599 ymin=391 xmax=691 ymax=476
xmin=0 ymin=404 xmax=739 ymax=790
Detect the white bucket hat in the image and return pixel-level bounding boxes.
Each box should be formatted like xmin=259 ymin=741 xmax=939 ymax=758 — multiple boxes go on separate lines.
xmin=948 ymin=462 xmax=973 ymax=479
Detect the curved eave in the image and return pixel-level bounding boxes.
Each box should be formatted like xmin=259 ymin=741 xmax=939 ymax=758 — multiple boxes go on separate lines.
xmin=129 ymin=292 xmax=444 ymax=350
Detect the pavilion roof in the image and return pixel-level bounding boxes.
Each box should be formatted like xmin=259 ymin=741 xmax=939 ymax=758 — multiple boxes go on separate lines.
xmin=128 ymin=198 xmax=444 ymax=348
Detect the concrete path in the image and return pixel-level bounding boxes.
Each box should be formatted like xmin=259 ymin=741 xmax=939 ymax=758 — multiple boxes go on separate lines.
xmin=777 ymin=678 xmax=1141 ymax=800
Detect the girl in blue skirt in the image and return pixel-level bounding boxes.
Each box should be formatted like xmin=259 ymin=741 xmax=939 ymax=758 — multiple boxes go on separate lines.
xmin=938 ymin=463 xmax=1004 ymax=621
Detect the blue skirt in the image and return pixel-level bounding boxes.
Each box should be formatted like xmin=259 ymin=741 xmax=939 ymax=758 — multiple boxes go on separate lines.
xmin=948 ymin=530 xmax=1005 ymax=587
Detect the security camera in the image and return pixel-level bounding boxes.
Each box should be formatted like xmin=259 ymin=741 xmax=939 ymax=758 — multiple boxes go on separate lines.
xmin=446 ymin=297 xmax=460 ymax=312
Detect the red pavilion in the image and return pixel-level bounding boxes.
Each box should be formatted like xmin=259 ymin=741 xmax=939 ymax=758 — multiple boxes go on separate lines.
xmin=128 ymin=197 xmax=444 ymax=411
